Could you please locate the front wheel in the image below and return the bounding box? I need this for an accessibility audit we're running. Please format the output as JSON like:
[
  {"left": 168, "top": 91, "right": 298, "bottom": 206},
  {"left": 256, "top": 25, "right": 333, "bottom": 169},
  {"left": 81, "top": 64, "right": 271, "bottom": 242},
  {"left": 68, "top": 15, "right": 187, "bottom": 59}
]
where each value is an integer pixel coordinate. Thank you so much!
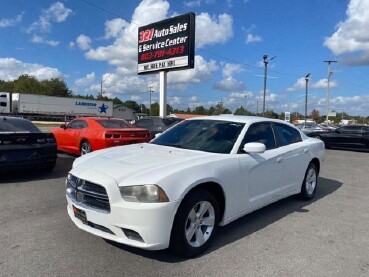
[
  {"left": 170, "top": 189, "right": 220, "bottom": 258},
  {"left": 300, "top": 163, "right": 318, "bottom": 200},
  {"left": 80, "top": 140, "right": 92, "bottom": 155}
]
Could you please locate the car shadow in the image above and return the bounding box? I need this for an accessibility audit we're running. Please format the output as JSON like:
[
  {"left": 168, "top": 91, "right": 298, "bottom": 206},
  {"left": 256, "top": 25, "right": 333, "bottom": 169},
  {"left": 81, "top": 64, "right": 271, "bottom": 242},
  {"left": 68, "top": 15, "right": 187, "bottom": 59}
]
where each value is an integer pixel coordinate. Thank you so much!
[
  {"left": 0, "top": 154, "right": 74, "bottom": 184},
  {"left": 104, "top": 176, "right": 342, "bottom": 262}
]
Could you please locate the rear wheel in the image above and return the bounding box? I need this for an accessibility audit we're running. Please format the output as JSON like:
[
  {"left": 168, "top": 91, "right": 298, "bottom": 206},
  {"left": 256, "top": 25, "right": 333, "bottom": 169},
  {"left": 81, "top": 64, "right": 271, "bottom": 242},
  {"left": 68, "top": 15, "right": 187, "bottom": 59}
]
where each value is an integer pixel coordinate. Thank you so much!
[
  {"left": 80, "top": 140, "right": 92, "bottom": 155},
  {"left": 300, "top": 163, "right": 318, "bottom": 200},
  {"left": 170, "top": 189, "right": 219, "bottom": 258}
]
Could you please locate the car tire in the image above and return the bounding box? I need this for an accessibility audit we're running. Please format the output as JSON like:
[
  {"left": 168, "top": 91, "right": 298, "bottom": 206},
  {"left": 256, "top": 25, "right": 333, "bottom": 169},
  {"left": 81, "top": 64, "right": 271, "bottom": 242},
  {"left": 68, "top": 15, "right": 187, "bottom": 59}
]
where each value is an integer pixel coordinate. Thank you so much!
[
  {"left": 80, "top": 140, "right": 92, "bottom": 155},
  {"left": 169, "top": 188, "right": 220, "bottom": 258},
  {"left": 300, "top": 163, "right": 318, "bottom": 200}
]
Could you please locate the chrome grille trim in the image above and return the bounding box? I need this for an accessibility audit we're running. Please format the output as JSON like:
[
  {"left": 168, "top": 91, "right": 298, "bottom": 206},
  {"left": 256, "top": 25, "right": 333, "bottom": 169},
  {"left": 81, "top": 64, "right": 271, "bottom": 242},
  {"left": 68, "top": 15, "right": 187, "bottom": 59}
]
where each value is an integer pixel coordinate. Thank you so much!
[{"left": 67, "top": 174, "right": 111, "bottom": 213}]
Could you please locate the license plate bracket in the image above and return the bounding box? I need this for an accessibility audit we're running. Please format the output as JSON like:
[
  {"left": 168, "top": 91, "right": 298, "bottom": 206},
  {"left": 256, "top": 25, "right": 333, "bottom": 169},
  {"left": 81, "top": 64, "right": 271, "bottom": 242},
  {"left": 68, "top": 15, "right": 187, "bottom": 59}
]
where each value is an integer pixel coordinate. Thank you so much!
[{"left": 73, "top": 205, "right": 87, "bottom": 224}]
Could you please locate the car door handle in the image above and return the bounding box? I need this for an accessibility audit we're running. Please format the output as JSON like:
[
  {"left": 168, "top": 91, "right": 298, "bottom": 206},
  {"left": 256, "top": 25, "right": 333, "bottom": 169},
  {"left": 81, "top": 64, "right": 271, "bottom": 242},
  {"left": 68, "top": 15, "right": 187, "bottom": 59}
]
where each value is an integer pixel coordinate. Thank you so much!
[
  {"left": 303, "top": 148, "right": 308, "bottom": 153},
  {"left": 277, "top": 157, "right": 284, "bottom": 163}
]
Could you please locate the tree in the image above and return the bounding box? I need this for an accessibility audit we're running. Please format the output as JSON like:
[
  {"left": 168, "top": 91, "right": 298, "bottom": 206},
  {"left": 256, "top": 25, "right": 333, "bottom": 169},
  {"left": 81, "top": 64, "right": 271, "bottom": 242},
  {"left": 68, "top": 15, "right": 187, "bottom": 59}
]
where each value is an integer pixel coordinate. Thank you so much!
[
  {"left": 149, "top": 102, "right": 159, "bottom": 116},
  {"left": 13, "top": 75, "right": 44, "bottom": 94},
  {"left": 0, "top": 80, "right": 15, "bottom": 92},
  {"left": 41, "top": 78, "right": 72, "bottom": 97},
  {"left": 123, "top": 100, "right": 140, "bottom": 112},
  {"left": 193, "top": 105, "right": 207, "bottom": 115},
  {"left": 310, "top": 109, "right": 320, "bottom": 123}
]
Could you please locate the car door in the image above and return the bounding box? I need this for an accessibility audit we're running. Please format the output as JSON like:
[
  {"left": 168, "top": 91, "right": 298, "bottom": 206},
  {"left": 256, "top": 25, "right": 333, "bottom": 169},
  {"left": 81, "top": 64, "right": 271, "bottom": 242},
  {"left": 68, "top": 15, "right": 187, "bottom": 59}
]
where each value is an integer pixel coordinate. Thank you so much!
[
  {"left": 58, "top": 120, "right": 87, "bottom": 153},
  {"left": 329, "top": 126, "right": 362, "bottom": 149},
  {"left": 238, "top": 122, "right": 284, "bottom": 208},
  {"left": 272, "top": 123, "right": 310, "bottom": 193}
]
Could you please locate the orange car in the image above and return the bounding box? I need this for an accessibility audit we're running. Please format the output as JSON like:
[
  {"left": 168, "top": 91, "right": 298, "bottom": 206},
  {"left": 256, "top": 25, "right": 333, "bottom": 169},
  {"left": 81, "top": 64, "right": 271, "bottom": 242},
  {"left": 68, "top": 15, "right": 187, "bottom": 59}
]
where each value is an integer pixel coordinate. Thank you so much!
[{"left": 51, "top": 117, "right": 151, "bottom": 155}]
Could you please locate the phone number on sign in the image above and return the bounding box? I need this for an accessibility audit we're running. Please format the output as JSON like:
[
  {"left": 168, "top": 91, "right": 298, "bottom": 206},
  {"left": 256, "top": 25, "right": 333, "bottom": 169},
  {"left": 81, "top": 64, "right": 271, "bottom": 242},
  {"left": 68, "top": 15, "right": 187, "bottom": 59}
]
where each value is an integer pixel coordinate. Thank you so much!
[{"left": 140, "top": 46, "right": 184, "bottom": 62}]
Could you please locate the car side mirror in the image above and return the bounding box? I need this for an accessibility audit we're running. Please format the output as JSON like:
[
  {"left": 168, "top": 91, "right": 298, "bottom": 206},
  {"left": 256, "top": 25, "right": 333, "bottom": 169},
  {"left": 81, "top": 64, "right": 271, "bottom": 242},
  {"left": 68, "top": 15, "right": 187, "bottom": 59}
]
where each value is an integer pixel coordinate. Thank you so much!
[
  {"left": 60, "top": 124, "right": 67, "bottom": 129},
  {"left": 243, "top": 142, "right": 266, "bottom": 153}
]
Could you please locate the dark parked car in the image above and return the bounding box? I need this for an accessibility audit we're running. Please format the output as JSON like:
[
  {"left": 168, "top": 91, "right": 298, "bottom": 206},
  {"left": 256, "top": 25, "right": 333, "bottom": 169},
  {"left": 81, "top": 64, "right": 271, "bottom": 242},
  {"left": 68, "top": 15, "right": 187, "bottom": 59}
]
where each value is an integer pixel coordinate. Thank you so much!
[
  {"left": 0, "top": 116, "right": 57, "bottom": 173},
  {"left": 134, "top": 116, "right": 183, "bottom": 137},
  {"left": 307, "top": 125, "right": 369, "bottom": 151}
]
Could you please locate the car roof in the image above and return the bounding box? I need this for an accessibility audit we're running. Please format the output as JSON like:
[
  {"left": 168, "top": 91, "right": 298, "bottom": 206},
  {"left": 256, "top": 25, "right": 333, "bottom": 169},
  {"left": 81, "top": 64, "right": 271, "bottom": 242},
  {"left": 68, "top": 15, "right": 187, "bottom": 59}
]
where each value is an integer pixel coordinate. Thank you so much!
[{"left": 186, "top": 115, "right": 295, "bottom": 126}]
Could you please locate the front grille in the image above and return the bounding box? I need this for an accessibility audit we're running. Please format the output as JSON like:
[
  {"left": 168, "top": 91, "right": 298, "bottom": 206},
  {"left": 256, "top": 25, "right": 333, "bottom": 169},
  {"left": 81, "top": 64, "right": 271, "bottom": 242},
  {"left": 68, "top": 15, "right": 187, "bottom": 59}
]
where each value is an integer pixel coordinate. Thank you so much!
[{"left": 67, "top": 174, "right": 110, "bottom": 213}]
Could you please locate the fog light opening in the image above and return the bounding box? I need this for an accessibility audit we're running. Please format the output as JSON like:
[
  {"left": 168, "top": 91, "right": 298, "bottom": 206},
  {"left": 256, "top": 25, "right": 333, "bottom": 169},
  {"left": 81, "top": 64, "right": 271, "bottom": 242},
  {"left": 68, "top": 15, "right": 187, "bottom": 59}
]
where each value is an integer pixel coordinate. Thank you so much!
[{"left": 122, "top": 228, "right": 144, "bottom": 242}]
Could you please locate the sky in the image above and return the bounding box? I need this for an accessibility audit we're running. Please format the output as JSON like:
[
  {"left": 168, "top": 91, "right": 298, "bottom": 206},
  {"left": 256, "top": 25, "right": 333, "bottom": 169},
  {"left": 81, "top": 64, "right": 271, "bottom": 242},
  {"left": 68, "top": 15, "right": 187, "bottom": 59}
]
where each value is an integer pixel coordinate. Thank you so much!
[{"left": 1, "top": 0, "right": 369, "bottom": 117}]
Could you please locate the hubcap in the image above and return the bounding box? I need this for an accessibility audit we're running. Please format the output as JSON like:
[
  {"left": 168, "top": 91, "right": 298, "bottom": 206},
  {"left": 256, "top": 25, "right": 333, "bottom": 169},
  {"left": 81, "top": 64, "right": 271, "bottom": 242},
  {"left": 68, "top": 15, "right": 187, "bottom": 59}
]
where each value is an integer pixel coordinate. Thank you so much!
[
  {"left": 81, "top": 143, "right": 91, "bottom": 155},
  {"left": 185, "top": 201, "right": 215, "bottom": 248},
  {"left": 305, "top": 167, "right": 317, "bottom": 195}
]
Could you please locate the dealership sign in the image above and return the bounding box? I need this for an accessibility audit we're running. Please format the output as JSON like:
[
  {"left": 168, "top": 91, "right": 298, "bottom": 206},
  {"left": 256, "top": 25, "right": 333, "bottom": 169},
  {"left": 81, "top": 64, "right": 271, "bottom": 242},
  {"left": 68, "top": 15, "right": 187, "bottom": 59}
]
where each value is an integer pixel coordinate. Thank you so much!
[{"left": 137, "top": 13, "right": 195, "bottom": 74}]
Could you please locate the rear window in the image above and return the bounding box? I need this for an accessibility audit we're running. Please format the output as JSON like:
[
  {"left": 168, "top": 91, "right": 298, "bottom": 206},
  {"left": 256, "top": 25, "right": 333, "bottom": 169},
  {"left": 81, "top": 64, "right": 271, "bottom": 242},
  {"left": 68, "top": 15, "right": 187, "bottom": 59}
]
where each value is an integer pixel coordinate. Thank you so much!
[
  {"left": 0, "top": 117, "right": 41, "bottom": 133},
  {"left": 96, "top": 119, "right": 132, "bottom": 128}
]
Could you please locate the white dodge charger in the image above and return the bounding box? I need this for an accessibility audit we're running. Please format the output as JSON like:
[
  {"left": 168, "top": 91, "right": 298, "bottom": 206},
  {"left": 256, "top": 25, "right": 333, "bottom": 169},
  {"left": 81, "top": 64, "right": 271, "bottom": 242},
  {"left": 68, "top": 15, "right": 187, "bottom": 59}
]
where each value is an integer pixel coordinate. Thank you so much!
[{"left": 66, "top": 115, "right": 325, "bottom": 257}]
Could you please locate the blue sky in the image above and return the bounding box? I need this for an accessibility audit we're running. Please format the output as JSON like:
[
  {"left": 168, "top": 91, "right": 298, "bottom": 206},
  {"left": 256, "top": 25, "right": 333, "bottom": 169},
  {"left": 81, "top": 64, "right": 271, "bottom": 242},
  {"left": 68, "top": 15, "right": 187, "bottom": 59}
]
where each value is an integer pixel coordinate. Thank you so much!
[{"left": 1, "top": 0, "right": 369, "bottom": 117}]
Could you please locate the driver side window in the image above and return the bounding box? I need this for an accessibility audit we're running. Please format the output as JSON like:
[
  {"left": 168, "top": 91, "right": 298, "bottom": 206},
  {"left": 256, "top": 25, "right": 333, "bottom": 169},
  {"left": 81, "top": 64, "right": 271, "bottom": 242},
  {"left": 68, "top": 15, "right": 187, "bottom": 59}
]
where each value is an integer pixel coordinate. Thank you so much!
[{"left": 239, "top": 122, "right": 276, "bottom": 152}]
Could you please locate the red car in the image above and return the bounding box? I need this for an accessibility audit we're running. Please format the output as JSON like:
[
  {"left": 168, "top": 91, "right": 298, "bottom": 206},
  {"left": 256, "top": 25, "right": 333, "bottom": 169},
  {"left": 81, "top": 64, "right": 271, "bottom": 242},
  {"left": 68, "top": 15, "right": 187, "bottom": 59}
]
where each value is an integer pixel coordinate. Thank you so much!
[{"left": 51, "top": 117, "right": 151, "bottom": 155}]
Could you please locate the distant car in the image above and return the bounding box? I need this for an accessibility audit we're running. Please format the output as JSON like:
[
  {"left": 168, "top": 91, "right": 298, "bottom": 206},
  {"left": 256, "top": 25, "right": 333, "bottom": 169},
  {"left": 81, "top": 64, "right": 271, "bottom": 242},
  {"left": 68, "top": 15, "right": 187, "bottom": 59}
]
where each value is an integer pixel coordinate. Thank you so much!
[
  {"left": 307, "top": 125, "right": 369, "bottom": 151},
  {"left": 0, "top": 116, "right": 57, "bottom": 173},
  {"left": 295, "top": 122, "right": 330, "bottom": 134},
  {"left": 134, "top": 116, "right": 183, "bottom": 136},
  {"left": 66, "top": 115, "right": 324, "bottom": 257},
  {"left": 51, "top": 117, "right": 151, "bottom": 156}
]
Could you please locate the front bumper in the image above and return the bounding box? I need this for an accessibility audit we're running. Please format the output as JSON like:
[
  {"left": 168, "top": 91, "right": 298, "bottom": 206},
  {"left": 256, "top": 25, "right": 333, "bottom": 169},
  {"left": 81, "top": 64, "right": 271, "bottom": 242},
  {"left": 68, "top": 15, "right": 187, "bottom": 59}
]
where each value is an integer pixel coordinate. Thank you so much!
[{"left": 66, "top": 174, "right": 180, "bottom": 250}]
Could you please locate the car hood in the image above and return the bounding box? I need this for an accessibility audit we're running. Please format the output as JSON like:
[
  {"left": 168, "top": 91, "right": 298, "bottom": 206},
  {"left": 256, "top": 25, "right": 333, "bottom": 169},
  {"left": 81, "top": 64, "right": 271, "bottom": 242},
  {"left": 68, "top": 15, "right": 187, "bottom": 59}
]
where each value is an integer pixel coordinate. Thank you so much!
[{"left": 71, "top": 143, "right": 220, "bottom": 186}]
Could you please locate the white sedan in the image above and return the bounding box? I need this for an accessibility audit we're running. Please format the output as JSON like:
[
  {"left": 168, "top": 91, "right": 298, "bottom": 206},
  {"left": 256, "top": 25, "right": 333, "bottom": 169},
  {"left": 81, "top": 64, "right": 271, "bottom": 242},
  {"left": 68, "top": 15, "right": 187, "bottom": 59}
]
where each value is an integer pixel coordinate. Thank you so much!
[{"left": 66, "top": 115, "right": 325, "bottom": 257}]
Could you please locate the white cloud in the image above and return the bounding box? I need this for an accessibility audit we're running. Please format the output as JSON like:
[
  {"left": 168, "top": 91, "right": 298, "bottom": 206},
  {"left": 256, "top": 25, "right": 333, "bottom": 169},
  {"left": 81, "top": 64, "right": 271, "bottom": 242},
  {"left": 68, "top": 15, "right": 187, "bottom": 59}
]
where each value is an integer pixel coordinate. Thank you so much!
[
  {"left": 287, "top": 77, "right": 338, "bottom": 92},
  {"left": 311, "top": 79, "right": 338, "bottom": 89},
  {"left": 85, "top": 0, "right": 169, "bottom": 74},
  {"left": 168, "top": 55, "right": 218, "bottom": 85},
  {"left": 246, "top": 33, "right": 262, "bottom": 44},
  {"left": 104, "top": 18, "right": 128, "bottom": 39},
  {"left": 76, "top": 34, "right": 92, "bottom": 50},
  {"left": 213, "top": 76, "right": 245, "bottom": 92},
  {"left": 84, "top": 0, "right": 230, "bottom": 93},
  {"left": 0, "top": 13, "right": 23, "bottom": 28},
  {"left": 222, "top": 63, "right": 244, "bottom": 77},
  {"left": 31, "top": 34, "right": 59, "bottom": 46},
  {"left": 27, "top": 2, "right": 72, "bottom": 33},
  {"left": 74, "top": 72, "right": 95, "bottom": 88},
  {"left": 196, "top": 13, "right": 233, "bottom": 48},
  {"left": 0, "top": 58, "right": 63, "bottom": 81},
  {"left": 184, "top": 1, "right": 201, "bottom": 8},
  {"left": 324, "top": 0, "right": 369, "bottom": 65}
]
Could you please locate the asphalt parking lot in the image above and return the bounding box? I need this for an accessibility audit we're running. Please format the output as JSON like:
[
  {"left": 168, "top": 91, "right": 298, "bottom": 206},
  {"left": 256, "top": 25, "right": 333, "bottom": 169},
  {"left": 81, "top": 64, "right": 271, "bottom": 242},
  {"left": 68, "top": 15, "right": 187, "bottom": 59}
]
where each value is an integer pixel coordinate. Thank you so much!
[{"left": 0, "top": 149, "right": 368, "bottom": 277}]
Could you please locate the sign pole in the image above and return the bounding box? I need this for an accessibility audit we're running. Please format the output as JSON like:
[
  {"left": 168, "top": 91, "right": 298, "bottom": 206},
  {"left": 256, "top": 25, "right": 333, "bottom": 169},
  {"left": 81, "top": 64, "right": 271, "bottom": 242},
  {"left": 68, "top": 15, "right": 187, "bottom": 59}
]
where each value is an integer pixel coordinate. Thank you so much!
[{"left": 159, "top": 71, "right": 167, "bottom": 117}]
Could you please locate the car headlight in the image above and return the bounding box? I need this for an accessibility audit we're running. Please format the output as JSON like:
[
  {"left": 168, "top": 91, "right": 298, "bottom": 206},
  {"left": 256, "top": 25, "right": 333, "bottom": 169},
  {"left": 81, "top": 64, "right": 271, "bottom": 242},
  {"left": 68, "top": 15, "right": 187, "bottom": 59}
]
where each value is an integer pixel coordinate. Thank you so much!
[{"left": 119, "top": 185, "right": 169, "bottom": 203}]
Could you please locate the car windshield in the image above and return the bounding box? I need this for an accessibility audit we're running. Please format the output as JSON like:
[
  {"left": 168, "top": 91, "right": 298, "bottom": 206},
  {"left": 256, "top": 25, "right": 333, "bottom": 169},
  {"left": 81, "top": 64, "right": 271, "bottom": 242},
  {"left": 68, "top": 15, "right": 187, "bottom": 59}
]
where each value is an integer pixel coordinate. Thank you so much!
[
  {"left": 0, "top": 117, "right": 41, "bottom": 133},
  {"left": 151, "top": 119, "right": 245, "bottom": 154},
  {"left": 96, "top": 119, "right": 132, "bottom": 128}
]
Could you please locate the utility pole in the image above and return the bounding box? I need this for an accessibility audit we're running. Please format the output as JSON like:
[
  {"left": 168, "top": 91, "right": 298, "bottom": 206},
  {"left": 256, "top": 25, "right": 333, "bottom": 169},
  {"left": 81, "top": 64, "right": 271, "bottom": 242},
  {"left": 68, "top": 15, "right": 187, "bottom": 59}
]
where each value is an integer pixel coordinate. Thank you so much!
[
  {"left": 304, "top": 73, "right": 311, "bottom": 124},
  {"left": 256, "top": 99, "right": 259, "bottom": 115},
  {"left": 324, "top": 60, "right": 337, "bottom": 122},
  {"left": 244, "top": 93, "right": 248, "bottom": 115},
  {"left": 147, "top": 86, "right": 154, "bottom": 116},
  {"left": 262, "top": 54, "right": 276, "bottom": 116},
  {"left": 100, "top": 80, "right": 104, "bottom": 98}
]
